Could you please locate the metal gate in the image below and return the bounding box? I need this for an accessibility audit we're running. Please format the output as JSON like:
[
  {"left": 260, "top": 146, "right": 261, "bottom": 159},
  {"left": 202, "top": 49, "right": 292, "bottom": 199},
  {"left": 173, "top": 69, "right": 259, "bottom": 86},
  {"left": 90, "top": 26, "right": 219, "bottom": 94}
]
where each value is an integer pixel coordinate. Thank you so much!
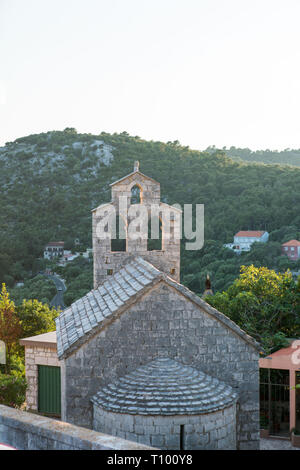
[
  {"left": 260, "top": 369, "right": 290, "bottom": 437},
  {"left": 38, "top": 365, "right": 61, "bottom": 416}
]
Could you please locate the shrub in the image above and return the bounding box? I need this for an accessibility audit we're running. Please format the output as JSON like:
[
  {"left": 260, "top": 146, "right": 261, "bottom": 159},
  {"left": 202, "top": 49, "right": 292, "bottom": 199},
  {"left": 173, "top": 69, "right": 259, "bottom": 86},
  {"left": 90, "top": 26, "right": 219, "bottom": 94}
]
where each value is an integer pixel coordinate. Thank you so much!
[
  {"left": 0, "top": 373, "right": 27, "bottom": 408},
  {"left": 291, "top": 427, "right": 300, "bottom": 436}
]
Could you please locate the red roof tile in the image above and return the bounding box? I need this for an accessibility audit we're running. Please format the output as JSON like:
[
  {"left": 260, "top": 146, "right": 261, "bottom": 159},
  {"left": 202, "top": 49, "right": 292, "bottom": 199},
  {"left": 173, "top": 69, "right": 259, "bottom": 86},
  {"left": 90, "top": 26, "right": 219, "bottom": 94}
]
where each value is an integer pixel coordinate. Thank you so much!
[
  {"left": 282, "top": 239, "right": 300, "bottom": 247},
  {"left": 46, "top": 241, "right": 64, "bottom": 247},
  {"left": 235, "top": 231, "right": 266, "bottom": 238}
]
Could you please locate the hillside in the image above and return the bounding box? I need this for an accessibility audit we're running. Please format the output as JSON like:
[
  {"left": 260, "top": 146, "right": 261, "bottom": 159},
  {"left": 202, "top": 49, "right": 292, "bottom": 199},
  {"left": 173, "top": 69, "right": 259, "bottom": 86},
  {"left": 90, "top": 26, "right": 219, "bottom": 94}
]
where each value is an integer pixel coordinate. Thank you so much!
[
  {"left": 206, "top": 146, "right": 300, "bottom": 167},
  {"left": 1, "top": 129, "right": 300, "bottom": 295}
]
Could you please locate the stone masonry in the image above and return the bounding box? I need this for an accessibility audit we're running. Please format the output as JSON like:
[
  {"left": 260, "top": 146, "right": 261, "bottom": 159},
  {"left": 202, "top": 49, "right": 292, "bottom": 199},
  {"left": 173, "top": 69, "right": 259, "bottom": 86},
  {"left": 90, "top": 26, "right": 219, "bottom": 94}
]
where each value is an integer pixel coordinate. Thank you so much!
[
  {"left": 0, "top": 405, "right": 154, "bottom": 450},
  {"left": 52, "top": 163, "right": 260, "bottom": 450},
  {"left": 91, "top": 357, "right": 238, "bottom": 450},
  {"left": 60, "top": 281, "right": 260, "bottom": 450},
  {"left": 20, "top": 332, "right": 60, "bottom": 411},
  {"left": 93, "top": 406, "right": 237, "bottom": 450},
  {"left": 92, "top": 164, "right": 181, "bottom": 287}
]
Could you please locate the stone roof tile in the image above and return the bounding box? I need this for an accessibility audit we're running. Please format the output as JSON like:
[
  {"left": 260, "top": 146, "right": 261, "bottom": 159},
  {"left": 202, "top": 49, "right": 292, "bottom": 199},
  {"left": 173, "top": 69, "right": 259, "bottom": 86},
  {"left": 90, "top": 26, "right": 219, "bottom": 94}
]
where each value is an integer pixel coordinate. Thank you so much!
[
  {"left": 55, "top": 256, "right": 262, "bottom": 359},
  {"left": 55, "top": 257, "right": 161, "bottom": 357},
  {"left": 91, "top": 358, "right": 238, "bottom": 415}
]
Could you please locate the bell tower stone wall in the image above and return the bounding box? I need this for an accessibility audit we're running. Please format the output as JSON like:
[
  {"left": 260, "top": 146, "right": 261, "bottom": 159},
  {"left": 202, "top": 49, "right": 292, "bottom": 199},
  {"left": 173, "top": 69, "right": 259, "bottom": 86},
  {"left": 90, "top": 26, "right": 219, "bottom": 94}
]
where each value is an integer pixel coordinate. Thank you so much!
[{"left": 92, "top": 163, "right": 181, "bottom": 288}]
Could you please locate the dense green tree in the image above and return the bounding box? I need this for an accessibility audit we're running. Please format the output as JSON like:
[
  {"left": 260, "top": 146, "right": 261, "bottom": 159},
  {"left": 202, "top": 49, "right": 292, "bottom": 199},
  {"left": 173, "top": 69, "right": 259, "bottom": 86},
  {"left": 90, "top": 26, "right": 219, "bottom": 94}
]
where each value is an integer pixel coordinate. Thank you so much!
[
  {"left": 206, "top": 265, "right": 300, "bottom": 353},
  {"left": 1, "top": 129, "right": 300, "bottom": 297},
  {"left": 10, "top": 275, "right": 56, "bottom": 306},
  {"left": 0, "top": 284, "right": 22, "bottom": 373},
  {"left": 16, "top": 299, "right": 58, "bottom": 338}
]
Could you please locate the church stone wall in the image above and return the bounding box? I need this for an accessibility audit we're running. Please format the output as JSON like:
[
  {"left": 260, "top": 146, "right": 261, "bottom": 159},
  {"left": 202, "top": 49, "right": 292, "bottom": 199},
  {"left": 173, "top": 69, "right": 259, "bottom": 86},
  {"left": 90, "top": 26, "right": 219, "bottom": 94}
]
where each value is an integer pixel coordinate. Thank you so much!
[
  {"left": 93, "top": 405, "right": 237, "bottom": 450},
  {"left": 62, "top": 282, "right": 259, "bottom": 450}
]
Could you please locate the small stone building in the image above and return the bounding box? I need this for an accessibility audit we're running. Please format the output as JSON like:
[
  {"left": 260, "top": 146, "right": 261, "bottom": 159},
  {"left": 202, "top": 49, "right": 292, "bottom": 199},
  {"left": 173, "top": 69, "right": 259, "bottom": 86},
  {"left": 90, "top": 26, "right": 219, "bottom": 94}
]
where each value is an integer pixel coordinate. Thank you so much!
[
  {"left": 19, "top": 332, "right": 61, "bottom": 414},
  {"left": 22, "top": 163, "right": 261, "bottom": 450}
]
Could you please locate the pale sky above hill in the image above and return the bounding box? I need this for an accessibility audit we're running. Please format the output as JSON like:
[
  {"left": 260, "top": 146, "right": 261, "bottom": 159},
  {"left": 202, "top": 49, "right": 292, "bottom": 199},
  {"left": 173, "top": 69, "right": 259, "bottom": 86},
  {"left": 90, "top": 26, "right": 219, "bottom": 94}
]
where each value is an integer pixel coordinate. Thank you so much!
[{"left": 1, "top": 0, "right": 300, "bottom": 150}]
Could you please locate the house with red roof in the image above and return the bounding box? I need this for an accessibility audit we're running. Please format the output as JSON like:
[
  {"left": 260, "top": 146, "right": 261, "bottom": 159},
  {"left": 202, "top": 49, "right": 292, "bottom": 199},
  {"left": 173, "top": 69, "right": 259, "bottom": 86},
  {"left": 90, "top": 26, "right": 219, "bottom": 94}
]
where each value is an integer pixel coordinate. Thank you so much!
[
  {"left": 281, "top": 240, "right": 300, "bottom": 261},
  {"left": 224, "top": 230, "right": 269, "bottom": 253}
]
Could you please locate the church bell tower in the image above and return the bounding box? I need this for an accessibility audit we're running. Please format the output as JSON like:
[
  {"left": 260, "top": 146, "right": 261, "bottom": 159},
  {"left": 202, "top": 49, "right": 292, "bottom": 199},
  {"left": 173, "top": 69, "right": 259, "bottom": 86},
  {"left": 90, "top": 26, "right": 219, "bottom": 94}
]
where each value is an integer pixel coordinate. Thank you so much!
[{"left": 92, "top": 162, "right": 181, "bottom": 288}]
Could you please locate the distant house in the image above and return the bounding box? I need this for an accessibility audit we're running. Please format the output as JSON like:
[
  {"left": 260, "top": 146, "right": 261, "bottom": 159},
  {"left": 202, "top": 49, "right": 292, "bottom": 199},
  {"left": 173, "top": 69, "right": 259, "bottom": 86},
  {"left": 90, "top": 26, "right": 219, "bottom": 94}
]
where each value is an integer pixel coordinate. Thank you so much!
[
  {"left": 44, "top": 241, "right": 64, "bottom": 260},
  {"left": 58, "top": 250, "right": 80, "bottom": 266},
  {"left": 15, "top": 281, "right": 24, "bottom": 288},
  {"left": 224, "top": 231, "right": 269, "bottom": 254},
  {"left": 281, "top": 240, "right": 300, "bottom": 261},
  {"left": 81, "top": 248, "right": 93, "bottom": 259}
]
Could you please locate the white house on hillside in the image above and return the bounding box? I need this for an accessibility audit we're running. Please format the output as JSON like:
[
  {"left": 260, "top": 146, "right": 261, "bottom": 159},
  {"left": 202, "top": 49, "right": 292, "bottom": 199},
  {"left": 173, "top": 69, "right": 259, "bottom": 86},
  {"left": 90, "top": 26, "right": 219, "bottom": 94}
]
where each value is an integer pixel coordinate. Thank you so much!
[
  {"left": 43, "top": 241, "right": 64, "bottom": 260},
  {"left": 224, "top": 231, "right": 269, "bottom": 254}
]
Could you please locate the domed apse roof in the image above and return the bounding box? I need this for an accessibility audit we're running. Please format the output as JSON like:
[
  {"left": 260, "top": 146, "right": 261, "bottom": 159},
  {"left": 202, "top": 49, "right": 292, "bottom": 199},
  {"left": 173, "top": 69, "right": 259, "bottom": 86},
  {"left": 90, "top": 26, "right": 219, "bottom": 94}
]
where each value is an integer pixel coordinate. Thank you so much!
[{"left": 91, "top": 358, "right": 238, "bottom": 415}]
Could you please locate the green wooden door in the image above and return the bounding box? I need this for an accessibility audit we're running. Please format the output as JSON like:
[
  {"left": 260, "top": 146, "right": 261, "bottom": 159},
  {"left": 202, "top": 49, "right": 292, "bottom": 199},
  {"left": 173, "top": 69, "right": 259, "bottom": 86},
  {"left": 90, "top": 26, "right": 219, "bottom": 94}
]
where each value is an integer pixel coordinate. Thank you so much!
[{"left": 38, "top": 365, "right": 61, "bottom": 416}]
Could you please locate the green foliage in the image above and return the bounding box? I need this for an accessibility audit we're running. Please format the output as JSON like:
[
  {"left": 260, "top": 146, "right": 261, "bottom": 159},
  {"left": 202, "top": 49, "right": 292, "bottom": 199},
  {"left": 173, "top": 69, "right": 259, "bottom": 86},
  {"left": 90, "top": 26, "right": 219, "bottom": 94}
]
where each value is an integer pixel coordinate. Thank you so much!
[
  {"left": 0, "top": 373, "right": 27, "bottom": 408},
  {"left": 8, "top": 353, "right": 26, "bottom": 377},
  {"left": 16, "top": 299, "right": 59, "bottom": 338},
  {"left": 260, "top": 414, "right": 269, "bottom": 428},
  {"left": 291, "top": 427, "right": 300, "bottom": 436},
  {"left": 182, "top": 233, "right": 300, "bottom": 295},
  {"left": 0, "top": 284, "right": 22, "bottom": 374},
  {"left": 57, "top": 257, "right": 92, "bottom": 306},
  {"left": 212, "top": 146, "right": 300, "bottom": 167},
  {"left": 1, "top": 129, "right": 300, "bottom": 299},
  {"left": 206, "top": 265, "right": 300, "bottom": 353},
  {"left": 10, "top": 275, "right": 57, "bottom": 305}
]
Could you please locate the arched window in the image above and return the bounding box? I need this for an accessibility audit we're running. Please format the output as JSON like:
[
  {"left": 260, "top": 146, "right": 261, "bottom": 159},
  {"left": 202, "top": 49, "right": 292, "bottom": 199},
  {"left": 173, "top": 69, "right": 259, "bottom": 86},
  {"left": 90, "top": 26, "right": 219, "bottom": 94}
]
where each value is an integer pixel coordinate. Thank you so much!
[
  {"left": 131, "top": 185, "right": 142, "bottom": 204},
  {"left": 147, "top": 215, "right": 162, "bottom": 251},
  {"left": 111, "top": 215, "right": 126, "bottom": 252}
]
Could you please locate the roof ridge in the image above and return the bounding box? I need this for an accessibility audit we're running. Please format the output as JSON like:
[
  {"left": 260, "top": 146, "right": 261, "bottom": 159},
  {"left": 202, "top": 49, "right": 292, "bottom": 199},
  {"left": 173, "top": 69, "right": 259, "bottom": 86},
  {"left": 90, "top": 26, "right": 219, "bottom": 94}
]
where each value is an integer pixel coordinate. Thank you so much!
[
  {"left": 109, "top": 170, "right": 159, "bottom": 187},
  {"left": 134, "top": 257, "right": 162, "bottom": 276},
  {"left": 122, "top": 264, "right": 148, "bottom": 291},
  {"left": 133, "top": 262, "right": 156, "bottom": 281},
  {"left": 162, "top": 275, "right": 262, "bottom": 353}
]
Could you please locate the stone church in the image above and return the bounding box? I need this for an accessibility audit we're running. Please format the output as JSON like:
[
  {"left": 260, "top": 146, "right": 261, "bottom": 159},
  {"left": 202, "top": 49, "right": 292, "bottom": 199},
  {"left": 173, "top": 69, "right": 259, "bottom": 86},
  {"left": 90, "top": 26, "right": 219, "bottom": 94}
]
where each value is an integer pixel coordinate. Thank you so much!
[{"left": 21, "top": 163, "right": 261, "bottom": 450}]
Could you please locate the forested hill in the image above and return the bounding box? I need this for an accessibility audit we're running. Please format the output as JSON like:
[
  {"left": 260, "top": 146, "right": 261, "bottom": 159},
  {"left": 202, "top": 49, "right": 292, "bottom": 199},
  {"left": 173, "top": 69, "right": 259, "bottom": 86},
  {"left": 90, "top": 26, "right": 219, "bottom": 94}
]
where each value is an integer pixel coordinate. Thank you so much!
[
  {"left": 206, "top": 146, "right": 300, "bottom": 167},
  {"left": 1, "top": 128, "right": 300, "bottom": 293}
]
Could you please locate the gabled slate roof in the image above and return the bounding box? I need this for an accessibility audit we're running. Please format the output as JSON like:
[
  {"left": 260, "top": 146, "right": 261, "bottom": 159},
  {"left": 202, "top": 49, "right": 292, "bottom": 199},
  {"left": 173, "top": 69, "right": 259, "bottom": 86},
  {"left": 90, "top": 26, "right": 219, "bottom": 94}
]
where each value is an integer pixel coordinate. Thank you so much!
[
  {"left": 91, "top": 357, "right": 238, "bottom": 415},
  {"left": 56, "top": 257, "right": 161, "bottom": 358},
  {"left": 56, "top": 257, "right": 261, "bottom": 359}
]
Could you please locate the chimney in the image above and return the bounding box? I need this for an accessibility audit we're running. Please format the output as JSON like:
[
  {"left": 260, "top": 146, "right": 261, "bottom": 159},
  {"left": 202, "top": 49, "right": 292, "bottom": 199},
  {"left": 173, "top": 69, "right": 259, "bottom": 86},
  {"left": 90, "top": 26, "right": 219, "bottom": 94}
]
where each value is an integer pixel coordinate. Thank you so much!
[
  {"left": 134, "top": 161, "right": 139, "bottom": 172},
  {"left": 203, "top": 274, "right": 213, "bottom": 298}
]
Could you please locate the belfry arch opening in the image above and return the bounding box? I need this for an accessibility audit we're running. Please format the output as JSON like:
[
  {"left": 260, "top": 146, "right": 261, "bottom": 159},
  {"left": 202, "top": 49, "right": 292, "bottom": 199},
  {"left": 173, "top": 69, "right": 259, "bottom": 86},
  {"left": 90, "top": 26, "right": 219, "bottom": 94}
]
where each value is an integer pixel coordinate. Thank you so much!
[
  {"left": 111, "top": 215, "right": 127, "bottom": 252},
  {"left": 131, "top": 184, "right": 142, "bottom": 204},
  {"left": 147, "top": 214, "right": 162, "bottom": 251}
]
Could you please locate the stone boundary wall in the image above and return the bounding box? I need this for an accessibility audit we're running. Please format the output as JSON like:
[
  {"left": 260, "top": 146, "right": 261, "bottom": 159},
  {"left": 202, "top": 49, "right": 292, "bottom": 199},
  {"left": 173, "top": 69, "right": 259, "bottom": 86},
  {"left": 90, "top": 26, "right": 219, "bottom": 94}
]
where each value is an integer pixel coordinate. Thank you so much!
[
  {"left": 0, "top": 405, "right": 154, "bottom": 450},
  {"left": 93, "top": 405, "right": 237, "bottom": 450}
]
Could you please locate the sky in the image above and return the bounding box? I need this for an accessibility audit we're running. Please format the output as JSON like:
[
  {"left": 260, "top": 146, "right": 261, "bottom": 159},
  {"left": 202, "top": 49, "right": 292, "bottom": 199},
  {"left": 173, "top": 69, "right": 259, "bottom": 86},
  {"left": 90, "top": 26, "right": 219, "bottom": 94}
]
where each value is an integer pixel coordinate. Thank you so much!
[{"left": 1, "top": 0, "right": 300, "bottom": 150}]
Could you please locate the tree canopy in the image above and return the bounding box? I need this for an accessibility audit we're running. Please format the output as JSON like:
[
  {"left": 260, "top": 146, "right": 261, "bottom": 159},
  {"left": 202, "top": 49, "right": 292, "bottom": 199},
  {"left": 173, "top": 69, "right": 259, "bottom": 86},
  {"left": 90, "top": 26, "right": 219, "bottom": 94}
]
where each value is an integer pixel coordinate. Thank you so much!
[{"left": 206, "top": 265, "right": 300, "bottom": 353}]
